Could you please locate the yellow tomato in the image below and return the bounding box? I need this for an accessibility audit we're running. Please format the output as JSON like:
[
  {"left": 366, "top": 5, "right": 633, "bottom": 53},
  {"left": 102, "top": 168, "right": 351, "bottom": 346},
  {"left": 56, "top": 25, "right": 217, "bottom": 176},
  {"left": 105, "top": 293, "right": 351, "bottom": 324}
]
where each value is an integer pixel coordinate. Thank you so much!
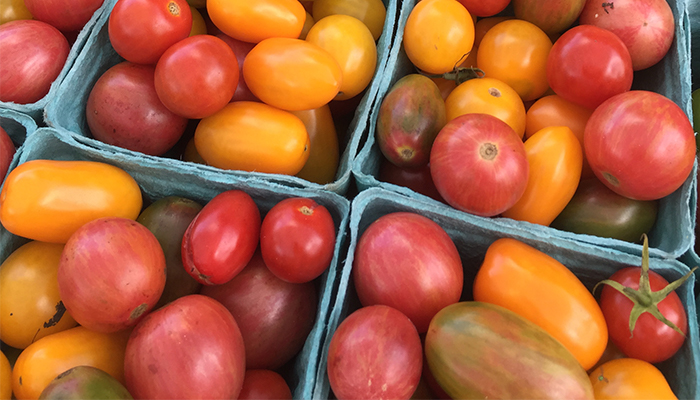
[
  {"left": 589, "top": 358, "right": 677, "bottom": 399},
  {"left": 403, "top": 0, "right": 475, "bottom": 74},
  {"left": 311, "top": 0, "right": 386, "bottom": 41},
  {"left": 206, "top": 0, "right": 305, "bottom": 43},
  {"left": 195, "top": 101, "right": 310, "bottom": 175},
  {"left": 182, "top": 137, "right": 206, "bottom": 164},
  {"left": 243, "top": 37, "right": 342, "bottom": 111},
  {"left": 188, "top": 6, "right": 206, "bottom": 36},
  {"left": 298, "top": 11, "right": 314, "bottom": 40},
  {"left": 0, "top": 241, "right": 78, "bottom": 349},
  {"left": 290, "top": 105, "right": 339, "bottom": 184},
  {"left": 12, "top": 326, "right": 130, "bottom": 400},
  {"left": 445, "top": 77, "right": 526, "bottom": 138},
  {"left": 0, "top": 351, "right": 10, "bottom": 400},
  {"left": 0, "top": 0, "right": 32, "bottom": 25},
  {"left": 0, "top": 160, "right": 143, "bottom": 244},
  {"left": 305, "top": 14, "right": 377, "bottom": 100},
  {"left": 501, "top": 126, "right": 582, "bottom": 226},
  {"left": 477, "top": 19, "right": 552, "bottom": 101}
]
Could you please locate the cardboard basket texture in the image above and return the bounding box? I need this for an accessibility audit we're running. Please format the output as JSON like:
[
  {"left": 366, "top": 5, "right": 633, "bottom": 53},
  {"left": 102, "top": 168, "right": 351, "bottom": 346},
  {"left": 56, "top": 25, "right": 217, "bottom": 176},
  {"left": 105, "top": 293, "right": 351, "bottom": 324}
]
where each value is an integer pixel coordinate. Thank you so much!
[
  {"left": 352, "top": 0, "right": 697, "bottom": 260},
  {"left": 43, "top": 0, "right": 398, "bottom": 196},
  {"left": 690, "top": 0, "right": 699, "bottom": 91},
  {"left": 0, "top": 108, "right": 36, "bottom": 186},
  {"left": 314, "top": 187, "right": 700, "bottom": 400},
  {"left": 0, "top": 127, "right": 352, "bottom": 399},
  {"left": 0, "top": 0, "right": 110, "bottom": 124}
]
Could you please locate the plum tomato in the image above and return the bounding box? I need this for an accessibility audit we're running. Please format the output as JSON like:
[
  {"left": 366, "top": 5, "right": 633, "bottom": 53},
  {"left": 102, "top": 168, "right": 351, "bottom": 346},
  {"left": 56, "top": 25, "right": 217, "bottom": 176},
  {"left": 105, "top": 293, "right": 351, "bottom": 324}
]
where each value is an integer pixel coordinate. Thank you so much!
[
  {"left": 206, "top": 0, "right": 305, "bottom": 44},
  {"left": 311, "top": 0, "right": 386, "bottom": 41}
]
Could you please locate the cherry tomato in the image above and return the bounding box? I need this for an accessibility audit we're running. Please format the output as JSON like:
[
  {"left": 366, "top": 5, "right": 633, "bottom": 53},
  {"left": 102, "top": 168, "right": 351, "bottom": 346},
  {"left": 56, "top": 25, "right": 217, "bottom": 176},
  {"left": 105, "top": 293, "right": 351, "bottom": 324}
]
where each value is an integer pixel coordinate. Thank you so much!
[
  {"left": 299, "top": 10, "right": 314, "bottom": 40},
  {"left": 206, "top": 0, "right": 305, "bottom": 43},
  {"left": 589, "top": 358, "right": 677, "bottom": 399},
  {"left": 290, "top": 105, "right": 339, "bottom": 185},
  {"left": 456, "top": 0, "right": 509, "bottom": 17},
  {"left": 24, "top": 0, "right": 103, "bottom": 32},
  {"left": 0, "top": 0, "right": 33, "bottom": 25},
  {"left": 0, "top": 352, "right": 9, "bottom": 400},
  {"left": 473, "top": 16, "right": 514, "bottom": 48},
  {"left": 188, "top": 5, "right": 206, "bottom": 36},
  {"left": 403, "top": 0, "right": 475, "bottom": 74},
  {"left": 215, "top": 33, "right": 258, "bottom": 103},
  {"left": 311, "top": 0, "right": 386, "bottom": 41},
  {"left": 260, "top": 197, "right": 336, "bottom": 283},
  {"left": 477, "top": 19, "right": 552, "bottom": 102}
]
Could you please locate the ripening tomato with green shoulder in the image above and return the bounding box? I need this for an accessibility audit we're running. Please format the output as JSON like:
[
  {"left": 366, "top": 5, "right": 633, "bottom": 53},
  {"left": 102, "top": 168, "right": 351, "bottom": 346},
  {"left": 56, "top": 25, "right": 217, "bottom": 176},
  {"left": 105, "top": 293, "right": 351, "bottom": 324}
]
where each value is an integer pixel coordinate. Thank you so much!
[
  {"left": 589, "top": 358, "right": 677, "bottom": 399},
  {"left": 0, "top": 160, "right": 143, "bottom": 244},
  {"left": 311, "top": 0, "right": 387, "bottom": 41},
  {"left": 290, "top": 105, "right": 339, "bottom": 185},
  {"left": 473, "top": 237, "right": 608, "bottom": 371},
  {"left": 206, "top": 0, "right": 305, "bottom": 43}
]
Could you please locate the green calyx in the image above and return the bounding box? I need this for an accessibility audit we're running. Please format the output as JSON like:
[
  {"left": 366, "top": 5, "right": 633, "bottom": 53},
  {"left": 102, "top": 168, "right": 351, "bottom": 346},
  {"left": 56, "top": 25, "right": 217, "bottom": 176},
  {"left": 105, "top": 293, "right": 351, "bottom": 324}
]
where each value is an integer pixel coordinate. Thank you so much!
[
  {"left": 593, "top": 234, "right": 698, "bottom": 338},
  {"left": 419, "top": 52, "right": 485, "bottom": 86}
]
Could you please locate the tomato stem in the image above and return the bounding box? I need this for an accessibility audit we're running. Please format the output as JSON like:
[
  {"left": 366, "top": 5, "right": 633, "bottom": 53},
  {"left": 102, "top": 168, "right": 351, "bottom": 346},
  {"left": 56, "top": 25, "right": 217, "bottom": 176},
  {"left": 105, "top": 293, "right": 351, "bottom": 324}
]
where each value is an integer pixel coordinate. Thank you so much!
[{"left": 420, "top": 66, "right": 485, "bottom": 86}]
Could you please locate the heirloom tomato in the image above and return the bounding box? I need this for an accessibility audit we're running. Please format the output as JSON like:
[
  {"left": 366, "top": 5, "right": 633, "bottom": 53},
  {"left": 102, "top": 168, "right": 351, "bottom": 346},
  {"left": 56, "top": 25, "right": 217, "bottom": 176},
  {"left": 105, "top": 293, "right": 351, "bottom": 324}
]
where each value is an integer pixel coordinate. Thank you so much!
[
  {"left": 0, "top": 126, "right": 15, "bottom": 182},
  {"left": 589, "top": 358, "right": 677, "bottom": 399},
  {"left": 311, "top": 0, "right": 386, "bottom": 41},
  {"left": 38, "top": 365, "right": 133, "bottom": 400},
  {"left": 24, "top": 0, "right": 103, "bottom": 32},
  {"left": 206, "top": 0, "right": 305, "bottom": 44},
  {"left": 238, "top": 370, "right": 292, "bottom": 400},
  {"left": 290, "top": 105, "right": 339, "bottom": 185},
  {"left": 0, "top": 0, "right": 32, "bottom": 25}
]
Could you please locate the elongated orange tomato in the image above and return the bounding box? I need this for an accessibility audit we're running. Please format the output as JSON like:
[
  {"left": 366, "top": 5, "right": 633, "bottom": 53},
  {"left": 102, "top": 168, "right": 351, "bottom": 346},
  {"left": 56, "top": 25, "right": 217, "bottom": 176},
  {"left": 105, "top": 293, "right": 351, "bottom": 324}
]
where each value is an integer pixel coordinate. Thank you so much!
[
  {"left": 243, "top": 37, "right": 342, "bottom": 111},
  {"left": 311, "top": 0, "right": 387, "bottom": 41},
  {"left": 501, "top": 126, "right": 582, "bottom": 226},
  {"left": 473, "top": 237, "right": 608, "bottom": 371},
  {"left": 0, "top": 160, "right": 143, "bottom": 243},
  {"left": 589, "top": 358, "right": 677, "bottom": 399},
  {"left": 290, "top": 105, "right": 339, "bottom": 184},
  {"left": 195, "top": 101, "right": 310, "bottom": 175},
  {"left": 12, "top": 326, "right": 131, "bottom": 400},
  {"left": 206, "top": 0, "right": 305, "bottom": 43}
]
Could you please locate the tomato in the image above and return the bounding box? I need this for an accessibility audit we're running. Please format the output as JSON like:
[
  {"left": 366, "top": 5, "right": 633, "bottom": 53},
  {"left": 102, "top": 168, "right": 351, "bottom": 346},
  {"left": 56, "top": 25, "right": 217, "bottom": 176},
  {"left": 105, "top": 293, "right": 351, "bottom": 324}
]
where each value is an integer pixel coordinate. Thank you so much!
[
  {"left": 473, "top": 238, "right": 608, "bottom": 370},
  {"left": 547, "top": 25, "right": 633, "bottom": 110},
  {"left": 0, "top": 20, "right": 69, "bottom": 104},
  {"left": 589, "top": 358, "right": 677, "bottom": 399},
  {"left": 473, "top": 16, "right": 514, "bottom": 48},
  {"left": 154, "top": 34, "right": 239, "bottom": 119},
  {"left": 305, "top": 14, "right": 377, "bottom": 101},
  {"left": 182, "top": 137, "right": 205, "bottom": 164},
  {"left": 194, "top": 101, "right": 310, "bottom": 175},
  {"left": 39, "top": 365, "right": 132, "bottom": 400},
  {"left": 0, "top": 160, "right": 143, "bottom": 244},
  {"left": 455, "top": 0, "right": 509, "bottom": 17},
  {"left": 0, "top": 241, "right": 77, "bottom": 349},
  {"left": 12, "top": 326, "right": 130, "bottom": 400},
  {"left": 501, "top": 126, "right": 582, "bottom": 226},
  {"left": 584, "top": 90, "right": 695, "bottom": 201},
  {"left": 0, "top": 126, "right": 16, "bottom": 183},
  {"left": 298, "top": 11, "right": 313, "bottom": 40},
  {"left": 512, "top": 0, "right": 585, "bottom": 36},
  {"left": 215, "top": 33, "right": 258, "bottom": 102},
  {"left": 0, "top": 0, "right": 32, "bottom": 25},
  {"left": 445, "top": 77, "right": 526, "bottom": 138},
  {"left": 188, "top": 5, "right": 206, "bottom": 36},
  {"left": 0, "top": 351, "right": 10, "bottom": 400},
  {"left": 24, "top": 0, "right": 103, "bottom": 32},
  {"left": 403, "top": 0, "right": 475, "bottom": 74},
  {"left": 378, "top": 159, "right": 445, "bottom": 203},
  {"left": 311, "top": 0, "right": 386, "bottom": 41},
  {"left": 238, "top": 370, "right": 292, "bottom": 400},
  {"left": 108, "top": 0, "right": 192, "bottom": 65},
  {"left": 206, "top": 0, "right": 304, "bottom": 43},
  {"left": 243, "top": 37, "right": 342, "bottom": 111},
  {"left": 477, "top": 19, "right": 552, "bottom": 102},
  {"left": 290, "top": 105, "right": 339, "bottom": 185}
]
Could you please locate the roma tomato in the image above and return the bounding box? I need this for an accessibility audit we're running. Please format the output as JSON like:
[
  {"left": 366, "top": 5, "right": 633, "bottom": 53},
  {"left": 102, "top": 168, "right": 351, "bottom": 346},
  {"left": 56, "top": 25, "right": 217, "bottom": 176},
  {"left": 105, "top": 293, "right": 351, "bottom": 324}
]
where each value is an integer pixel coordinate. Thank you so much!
[
  {"left": 476, "top": 19, "right": 552, "bottom": 101},
  {"left": 154, "top": 35, "right": 239, "bottom": 119},
  {"left": 547, "top": 25, "right": 633, "bottom": 110},
  {"left": 206, "top": 0, "right": 305, "bottom": 44},
  {"left": 473, "top": 238, "right": 608, "bottom": 370},
  {"left": 290, "top": 105, "right": 339, "bottom": 185},
  {"left": 24, "top": 0, "right": 103, "bottom": 32},
  {"left": 584, "top": 90, "right": 695, "bottom": 201},
  {"left": 238, "top": 370, "right": 292, "bottom": 400},
  {"left": 0, "top": 160, "right": 143, "bottom": 244},
  {"left": 0, "top": 0, "right": 32, "bottom": 25},
  {"left": 501, "top": 126, "right": 582, "bottom": 226},
  {"left": 0, "top": 241, "right": 77, "bottom": 349},
  {"left": 589, "top": 358, "right": 677, "bottom": 399},
  {"left": 12, "top": 326, "right": 130, "bottom": 400},
  {"left": 403, "top": 0, "right": 475, "bottom": 74},
  {"left": 311, "top": 0, "right": 386, "bottom": 41},
  {"left": 243, "top": 37, "right": 342, "bottom": 111},
  {"left": 194, "top": 101, "right": 310, "bottom": 175}
]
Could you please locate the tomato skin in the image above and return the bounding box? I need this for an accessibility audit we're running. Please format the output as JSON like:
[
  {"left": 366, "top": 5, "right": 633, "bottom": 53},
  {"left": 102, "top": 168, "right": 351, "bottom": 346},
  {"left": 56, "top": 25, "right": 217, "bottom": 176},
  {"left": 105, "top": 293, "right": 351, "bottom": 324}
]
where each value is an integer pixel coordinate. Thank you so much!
[
  {"left": 501, "top": 126, "right": 582, "bottom": 226},
  {"left": 207, "top": 0, "right": 304, "bottom": 44},
  {"left": 456, "top": 0, "right": 509, "bottom": 17},
  {"left": 473, "top": 238, "right": 608, "bottom": 370},
  {"left": 311, "top": 0, "right": 386, "bottom": 41},
  {"left": 0, "top": 0, "right": 33, "bottom": 25},
  {"left": 215, "top": 33, "right": 258, "bottom": 103},
  {"left": 290, "top": 105, "right": 339, "bottom": 185},
  {"left": 0, "top": 352, "right": 10, "bottom": 400},
  {"left": 588, "top": 358, "right": 677, "bottom": 399},
  {"left": 238, "top": 370, "right": 292, "bottom": 400},
  {"left": 24, "top": 0, "right": 103, "bottom": 32},
  {"left": 0, "top": 127, "right": 15, "bottom": 182},
  {"left": 194, "top": 101, "right": 310, "bottom": 175},
  {"left": 0, "top": 160, "right": 143, "bottom": 244},
  {"left": 0, "top": 241, "right": 77, "bottom": 349}
]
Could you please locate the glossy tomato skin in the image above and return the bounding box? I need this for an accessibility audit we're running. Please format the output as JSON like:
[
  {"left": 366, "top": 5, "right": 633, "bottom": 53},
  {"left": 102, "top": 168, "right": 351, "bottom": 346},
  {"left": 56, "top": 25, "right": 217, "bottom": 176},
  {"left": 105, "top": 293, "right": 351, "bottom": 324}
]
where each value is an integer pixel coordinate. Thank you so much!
[
  {"left": 238, "top": 370, "right": 292, "bottom": 400},
  {"left": 0, "top": 126, "right": 15, "bottom": 182},
  {"left": 154, "top": 35, "right": 239, "bottom": 119},
  {"left": 215, "top": 33, "right": 258, "bottom": 102},
  {"left": 311, "top": 0, "right": 386, "bottom": 41},
  {"left": 512, "top": 0, "right": 585, "bottom": 36},
  {"left": 584, "top": 90, "right": 695, "bottom": 201},
  {"left": 0, "top": 352, "right": 10, "bottom": 400},
  {"left": 260, "top": 197, "right": 336, "bottom": 283},
  {"left": 207, "top": 0, "right": 305, "bottom": 44},
  {"left": 0, "top": 20, "right": 69, "bottom": 104},
  {"left": 181, "top": 190, "right": 261, "bottom": 285},
  {"left": 108, "top": 0, "right": 191, "bottom": 65},
  {"left": 599, "top": 267, "right": 688, "bottom": 363},
  {"left": 327, "top": 305, "right": 423, "bottom": 400},
  {"left": 456, "top": 0, "right": 509, "bottom": 17},
  {"left": 588, "top": 358, "right": 677, "bottom": 399},
  {"left": 473, "top": 238, "right": 608, "bottom": 370},
  {"left": 547, "top": 25, "right": 633, "bottom": 110},
  {"left": 290, "top": 105, "right": 339, "bottom": 184},
  {"left": 0, "top": 0, "right": 33, "bottom": 25},
  {"left": 24, "top": 0, "right": 103, "bottom": 32}
]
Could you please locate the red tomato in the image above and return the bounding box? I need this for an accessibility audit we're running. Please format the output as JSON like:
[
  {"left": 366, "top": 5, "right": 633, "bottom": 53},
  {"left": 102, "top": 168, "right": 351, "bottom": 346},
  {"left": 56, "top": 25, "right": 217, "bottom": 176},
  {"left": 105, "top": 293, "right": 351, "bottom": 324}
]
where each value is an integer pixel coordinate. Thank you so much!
[
  {"left": 108, "top": 0, "right": 192, "bottom": 65},
  {"left": 455, "top": 0, "right": 509, "bottom": 17},
  {"left": 206, "top": 0, "right": 305, "bottom": 44},
  {"left": 259, "top": 197, "right": 336, "bottom": 283},
  {"left": 24, "top": 0, "right": 103, "bottom": 32},
  {"left": 216, "top": 33, "right": 258, "bottom": 102},
  {"left": 154, "top": 34, "right": 239, "bottom": 119},
  {"left": 238, "top": 370, "right": 292, "bottom": 400},
  {"left": 0, "top": 126, "right": 15, "bottom": 182},
  {"left": 547, "top": 24, "right": 633, "bottom": 110},
  {"left": 378, "top": 158, "right": 445, "bottom": 204}
]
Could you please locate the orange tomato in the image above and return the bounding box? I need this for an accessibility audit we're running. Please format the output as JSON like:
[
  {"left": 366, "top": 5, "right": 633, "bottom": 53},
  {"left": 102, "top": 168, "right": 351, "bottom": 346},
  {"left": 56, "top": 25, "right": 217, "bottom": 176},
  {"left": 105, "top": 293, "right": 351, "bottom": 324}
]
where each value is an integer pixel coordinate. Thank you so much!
[
  {"left": 403, "top": 0, "right": 475, "bottom": 74},
  {"left": 477, "top": 19, "right": 552, "bottom": 101},
  {"left": 429, "top": 52, "right": 479, "bottom": 100},
  {"left": 0, "top": 160, "right": 143, "bottom": 244},
  {"left": 501, "top": 126, "right": 582, "bottom": 226},
  {"left": 194, "top": 101, "right": 310, "bottom": 175},
  {"left": 311, "top": 0, "right": 386, "bottom": 41},
  {"left": 0, "top": 0, "right": 32, "bottom": 25},
  {"left": 243, "top": 37, "right": 342, "bottom": 111},
  {"left": 445, "top": 77, "right": 526, "bottom": 138},
  {"left": 188, "top": 5, "right": 206, "bottom": 36},
  {"left": 206, "top": 0, "right": 305, "bottom": 43},
  {"left": 290, "top": 105, "right": 339, "bottom": 184},
  {"left": 305, "top": 14, "right": 377, "bottom": 101},
  {"left": 182, "top": 137, "right": 206, "bottom": 164},
  {"left": 588, "top": 339, "right": 627, "bottom": 374},
  {"left": 589, "top": 358, "right": 677, "bottom": 399},
  {"left": 298, "top": 11, "right": 314, "bottom": 40},
  {"left": 0, "top": 351, "right": 10, "bottom": 400},
  {"left": 473, "top": 237, "right": 608, "bottom": 370},
  {"left": 12, "top": 326, "right": 131, "bottom": 400},
  {"left": 473, "top": 16, "right": 513, "bottom": 48},
  {"left": 0, "top": 241, "right": 77, "bottom": 349}
]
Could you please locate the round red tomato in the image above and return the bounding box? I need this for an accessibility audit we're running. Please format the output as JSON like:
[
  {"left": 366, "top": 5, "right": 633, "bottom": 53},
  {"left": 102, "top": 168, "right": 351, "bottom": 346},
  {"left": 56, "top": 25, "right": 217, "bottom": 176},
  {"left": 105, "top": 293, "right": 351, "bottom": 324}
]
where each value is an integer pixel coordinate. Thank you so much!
[
  {"left": 456, "top": 0, "right": 509, "bottom": 17},
  {"left": 547, "top": 24, "right": 633, "bottom": 110},
  {"left": 238, "top": 370, "right": 292, "bottom": 400},
  {"left": 216, "top": 33, "right": 258, "bottom": 102},
  {"left": 0, "top": 126, "right": 15, "bottom": 182},
  {"left": 108, "top": 0, "right": 191, "bottom": 65},
  {"left": 260, "top": 197, "right": 336, "bottom": 284},
  {"left": 24, "top": 0, "right": 104, "bottom": 32},
  {"left": 154, "top": 34, "right": 239, "bottom": 119}
]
